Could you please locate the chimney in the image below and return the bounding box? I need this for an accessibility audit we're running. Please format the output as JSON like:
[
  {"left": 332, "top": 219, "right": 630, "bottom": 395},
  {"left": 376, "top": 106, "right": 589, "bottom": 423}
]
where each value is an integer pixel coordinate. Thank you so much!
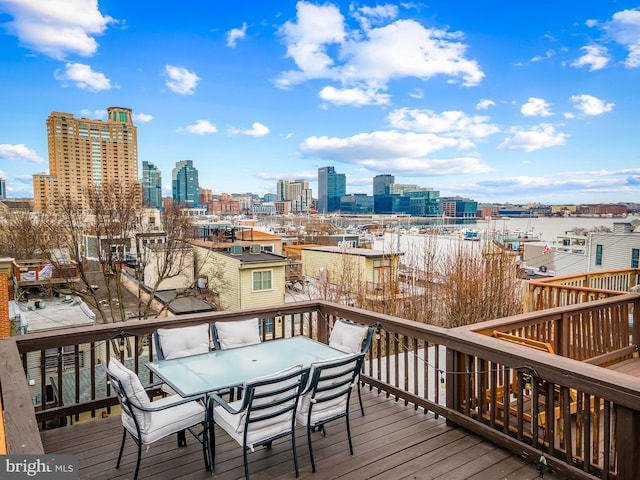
[{"left": 0, "top": 273, "right": 10, "bottom": 337}]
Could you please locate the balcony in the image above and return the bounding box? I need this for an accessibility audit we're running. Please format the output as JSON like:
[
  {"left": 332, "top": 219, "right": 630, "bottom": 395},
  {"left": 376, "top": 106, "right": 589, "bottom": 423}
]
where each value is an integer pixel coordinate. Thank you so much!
[{"left": 2, "top": 275, "right": 640, "bottom": 479}]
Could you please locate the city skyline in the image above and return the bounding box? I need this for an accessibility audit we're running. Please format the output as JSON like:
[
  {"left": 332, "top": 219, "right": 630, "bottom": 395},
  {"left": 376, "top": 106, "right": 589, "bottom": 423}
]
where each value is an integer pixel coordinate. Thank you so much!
[{"left": 1, "top": 1, "right": 640, "bottom": 204}]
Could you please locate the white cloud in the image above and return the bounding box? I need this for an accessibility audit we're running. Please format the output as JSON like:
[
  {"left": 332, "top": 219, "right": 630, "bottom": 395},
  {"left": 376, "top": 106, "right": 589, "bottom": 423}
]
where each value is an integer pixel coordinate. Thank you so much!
[
  {"left": 498, "top": 124, "right": 568, "bottom": 152},
  {"left": 0, "top": 144, "right": 44, "bottom": 163},
  {"left": 276, "top": 2, "right": 483, "bottom": 93},
  {"left": 54, "top": 62, "right": 111, "bottom": 91},
  {"left": 79, "top": 108, "right": 106, "bottom": 119},
  {"left": 476, "top": 99, "right": 495, "bottom": 110},
  {"left": 185, "top": 120, "right": 218, "bottom": 134},
  {"left": 0, "top": 0, "right": 115, "bottom": 59},
  {"left": 571, "top": 45, "right": 610, "bottom": 71},
  {"left": 165, "top": 65, "right": 200, "bottom": 94},
  {"left": 520, "top": 97, "right": 552, "bottom": 117},
  {"left": 475, "top": 168, "right": 640, "bottom": 198},
  {"left": 387, "top": 108, "right": 499, "bottom": 139},
  {"left": 319, "top": 85, "right": 390, "bottom": 106},
  {"left": 299, "top": 130, "right": 493, "bottom": 176},
  {"left": 409, "top": 88, "right": 424, "bottom": 99},
  {"left": 605, "top": 8, "right": 640, "bottom": 67},
  {"left": 239, "top": 122, "right": 270, "bottom": 137},
  {"left": 226, "top": 22, "right": 247, "bottom": 48},
  {"left": 352, "top": 4, "right": 398, "bottom": 31},
  {"left": 530, "top": 50, "right": 554, "bottom": 62},
  {"left": 570, "top": 94, "right": 614, "bottom": 116},
  {"left": 133, "top": 112, "right": 153, "bottom": 123}
]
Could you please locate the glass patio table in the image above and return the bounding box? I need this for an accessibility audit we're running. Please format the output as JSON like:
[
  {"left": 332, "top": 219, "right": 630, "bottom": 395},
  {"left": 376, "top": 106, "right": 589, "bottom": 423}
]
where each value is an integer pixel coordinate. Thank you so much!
[{"left": 146, "top": 336, "right": 346, "bottom": 397}]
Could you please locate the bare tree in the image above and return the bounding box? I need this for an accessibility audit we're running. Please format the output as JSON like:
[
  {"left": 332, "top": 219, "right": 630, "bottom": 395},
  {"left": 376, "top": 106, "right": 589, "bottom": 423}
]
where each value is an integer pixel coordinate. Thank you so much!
[{"left": 0, "top": 207, "right": 50, "bottom": 259}]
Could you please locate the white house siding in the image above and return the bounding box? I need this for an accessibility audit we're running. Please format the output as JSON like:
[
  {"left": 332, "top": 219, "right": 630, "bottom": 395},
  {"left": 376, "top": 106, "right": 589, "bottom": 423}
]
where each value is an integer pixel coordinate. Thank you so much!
[
  {"left": 143, "top": 245, "right": 194, "bottom": 292},
  {"left": 589, "top": 233, "right": 640, "bottom": 272},
  {"left": 195, "top": 248, "right": 240, "bottom": 310}
]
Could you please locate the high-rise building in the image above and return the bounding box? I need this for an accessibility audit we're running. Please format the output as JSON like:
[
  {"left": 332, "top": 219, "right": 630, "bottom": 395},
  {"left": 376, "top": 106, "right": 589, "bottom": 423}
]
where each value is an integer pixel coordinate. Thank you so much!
[
  {"left": 0, "top": 178, "right": 6, "bottom": 200},
  {"left": 276, "top": 179, "right": 312, "bottom": 213},
  {"left": 172, "top": 160, "right": 199, "bottom": 207},
  {"left": 141, "top": 161, "right": 162, "bottom": 210},
  {"left": 373, "top": 174, "right": 394, "bottom": 196},
  {"left": 34, "top": 107, "right": 139, "bottom": 210},
  {"left": 317, "top": 166, "right": 346, "bottom": 213}
]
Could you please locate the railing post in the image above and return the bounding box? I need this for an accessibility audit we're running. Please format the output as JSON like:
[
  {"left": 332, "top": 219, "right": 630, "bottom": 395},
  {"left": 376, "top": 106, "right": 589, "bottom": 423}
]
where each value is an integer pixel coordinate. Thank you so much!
[
  {"left": 616, "top": 406, "right": 640, "bottom": 478},
  {"left": 445, "top": 348, "right": 458, "bottom": 427},
  {"left": 556, "top": 312, "right": 570, "bottom": 357},
  {"left": 633, "top": 296, "right": 640, "bottom": 349}
]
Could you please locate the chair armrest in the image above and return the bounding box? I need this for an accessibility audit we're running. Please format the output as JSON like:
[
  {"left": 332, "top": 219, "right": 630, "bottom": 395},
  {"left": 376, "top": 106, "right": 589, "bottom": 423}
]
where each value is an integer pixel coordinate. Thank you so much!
[
  {"left": 207, "top": 392, "right": 242, "bottom": 415},
  {"left": 129, "top": 393, "right": 205, "bottom": 413}
]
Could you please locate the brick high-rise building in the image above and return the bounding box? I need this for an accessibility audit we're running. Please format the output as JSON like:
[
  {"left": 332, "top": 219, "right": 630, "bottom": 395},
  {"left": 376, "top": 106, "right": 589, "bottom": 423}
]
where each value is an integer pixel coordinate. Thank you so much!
[{"left": 34, "top": 107, "right": 139, "bottom": 210}]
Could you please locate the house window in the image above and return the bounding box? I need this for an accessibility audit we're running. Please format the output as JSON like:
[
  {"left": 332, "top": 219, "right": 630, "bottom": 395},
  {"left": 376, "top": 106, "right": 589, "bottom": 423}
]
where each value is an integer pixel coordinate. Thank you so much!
[
  {"left": 252, "top": 270, "right": 272, "bottom": 291},
  {"left": 632, "top": 248, "right": 639, "bottom": 269},
  {"left": 595, "top": 244, "right": 603, "bottom": 266},
  {"left": 373, "top": 259, "right": 392, "bottom": 290},
  {"left": 263, "top": 318, "right": 274, "bottom": 335}
]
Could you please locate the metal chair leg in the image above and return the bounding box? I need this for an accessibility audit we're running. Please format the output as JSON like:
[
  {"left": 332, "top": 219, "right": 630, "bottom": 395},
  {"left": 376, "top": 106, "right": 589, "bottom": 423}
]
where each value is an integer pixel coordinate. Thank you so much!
[
  {"left": 358, "top": 383, "right": 365, "bottom": 416},
  {"left": 307, "top": 424, "right": 316, "bottom": 473},
  {"left": 134, "top": 439, "right": 142, "bottom": 480},
  {"left": 116, "top": 429, "right": 127, "bottom": 469}
]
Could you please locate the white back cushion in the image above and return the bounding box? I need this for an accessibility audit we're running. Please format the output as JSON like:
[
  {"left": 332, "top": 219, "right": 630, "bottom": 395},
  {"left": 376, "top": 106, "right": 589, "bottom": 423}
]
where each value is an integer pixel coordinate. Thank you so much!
[
  {"left": 329, "top": 321, "right": 367, "bottom": 354},
  {"left": 237, "top": 364, "right": 304, "bottom": 433},
  {"left": 107, "top": 357, "right": 151, "bottom": 428},
  {"left": 157, "top": 323, "right": 210, "bottom": 360},
  {"left": 215, "top": 318, "right": 261, "bottom": 350}
]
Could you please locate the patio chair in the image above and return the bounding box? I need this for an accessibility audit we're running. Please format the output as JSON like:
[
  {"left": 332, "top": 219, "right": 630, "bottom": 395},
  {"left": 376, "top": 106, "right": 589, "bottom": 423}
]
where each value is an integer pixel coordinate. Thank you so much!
[
  {"left": 211, "top": 318, "right": 261, "bottom": 350},
  {"left": 106, "top": 357, "right": 208, "bottom": 480},
  {"left": 206, "top": 364, "right": 309, "bottom": 480},
  {"left": 329, "top": 319, "right": 374, "bottom": 415},
  {"left": 296, "top": 353, "right": 365, "bottom": 472}
]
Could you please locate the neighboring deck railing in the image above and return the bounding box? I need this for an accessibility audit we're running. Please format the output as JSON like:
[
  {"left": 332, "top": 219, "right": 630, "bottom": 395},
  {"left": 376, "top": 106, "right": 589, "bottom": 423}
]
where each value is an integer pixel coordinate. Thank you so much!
[
  {"left": 527, "top": 268, "right": 640, "bottom": 311},
  {"left": 2, "top": 297, "right": 640, "bottom": 479}
]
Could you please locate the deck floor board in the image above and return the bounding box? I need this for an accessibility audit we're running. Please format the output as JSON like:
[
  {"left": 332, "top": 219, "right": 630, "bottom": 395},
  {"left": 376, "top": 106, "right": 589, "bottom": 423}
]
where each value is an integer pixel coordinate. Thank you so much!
[{"left": 41, "top": 389, "right": 566, "bottom": 480}]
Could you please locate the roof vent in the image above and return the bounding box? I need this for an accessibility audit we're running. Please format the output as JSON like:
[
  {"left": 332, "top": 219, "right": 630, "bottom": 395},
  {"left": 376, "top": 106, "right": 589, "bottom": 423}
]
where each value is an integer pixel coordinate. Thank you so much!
[
  {"left": 230, "top": 244, "right": 243, "bottom": 255},
  {"left": 249, "top": 244, "right": 261, "bottom": 254}
]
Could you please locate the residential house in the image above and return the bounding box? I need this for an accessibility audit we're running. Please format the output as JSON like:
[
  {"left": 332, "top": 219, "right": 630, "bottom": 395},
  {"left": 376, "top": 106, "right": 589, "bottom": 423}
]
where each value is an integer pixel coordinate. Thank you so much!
[
  {"left": 301, "top": 246, "right": 403, "bottom": 294},
  {"left": 192, "top": 243, "right": 287, "bottom": 311},
  {"left": 142, "top": 241, "right": 194, "bottom": 292}
]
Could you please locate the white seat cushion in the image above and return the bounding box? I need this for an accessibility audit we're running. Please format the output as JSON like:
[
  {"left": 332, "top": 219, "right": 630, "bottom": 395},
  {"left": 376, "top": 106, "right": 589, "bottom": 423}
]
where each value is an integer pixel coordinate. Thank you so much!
[
  {"left": 214, "top": 400, "right": 295, "bottom": 451},
  {"left": 122, "top": 394, "right": 205, "bottom": 444},
  {"left": 213, "top": 364, "right": 303, "bottom": 451},
  {"left": 157, "top": 323, "right": 210, "bottom": 359},
  {"left": 329, "top": 321, "right": 368, "bottom": 354},
  {"left": 215, "top": 319, "right": 261, "bottom": 350},
  {"left": 296, "top": 355, "right": 359, "bottom": 426}
]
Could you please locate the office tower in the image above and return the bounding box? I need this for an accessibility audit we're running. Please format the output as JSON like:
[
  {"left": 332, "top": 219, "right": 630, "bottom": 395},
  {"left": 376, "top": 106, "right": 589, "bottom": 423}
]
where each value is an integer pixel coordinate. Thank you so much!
[
  {"left": 33, "top": 107, "right": 138, "bottom": 210},
  {"left": 276, "top": 179, "right": 312, "bottom": 213},
  {"left": 317, "top": 166, "right": 346, "bottom": 213},
  {"left": 0, "top": 178, "right": 5, "bottom": 200},
  {"left": 172, "top": 160, "right": 199, "bottom": 207},
  {"left": 373, "top": 174, "right": 394, "bottom": 196},
  {"left": 141, "top": 161, "right": 162, "bottom": 210}
]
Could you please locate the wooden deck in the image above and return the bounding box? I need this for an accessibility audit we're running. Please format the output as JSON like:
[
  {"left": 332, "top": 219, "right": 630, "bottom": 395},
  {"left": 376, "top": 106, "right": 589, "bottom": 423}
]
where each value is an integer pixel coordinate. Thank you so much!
[{"left": 41, "top": 389, "right": 566, "bottom": 480}]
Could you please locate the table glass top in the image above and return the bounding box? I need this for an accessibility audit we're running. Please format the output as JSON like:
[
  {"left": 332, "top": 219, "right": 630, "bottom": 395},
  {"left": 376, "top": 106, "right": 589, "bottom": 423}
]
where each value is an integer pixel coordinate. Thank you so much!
[{"left": 147, "top": 336, "right": 346, "bottom": 397}]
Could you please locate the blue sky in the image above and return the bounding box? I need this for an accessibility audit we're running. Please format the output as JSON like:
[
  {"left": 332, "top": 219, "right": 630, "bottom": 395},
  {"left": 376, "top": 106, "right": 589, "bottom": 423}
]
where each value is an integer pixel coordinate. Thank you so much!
[{"left": 1, "top": 1, "right": 639, "bottom": 204}]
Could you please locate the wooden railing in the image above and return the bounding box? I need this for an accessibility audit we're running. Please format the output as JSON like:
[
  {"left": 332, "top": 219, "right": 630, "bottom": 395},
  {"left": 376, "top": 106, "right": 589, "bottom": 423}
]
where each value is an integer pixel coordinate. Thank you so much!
[
  {"left": 528, "top": 268, "right": 640, "bottom": 311},
  {"left": 2, "top": 298, "right": 640, "bottom": 479}
]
